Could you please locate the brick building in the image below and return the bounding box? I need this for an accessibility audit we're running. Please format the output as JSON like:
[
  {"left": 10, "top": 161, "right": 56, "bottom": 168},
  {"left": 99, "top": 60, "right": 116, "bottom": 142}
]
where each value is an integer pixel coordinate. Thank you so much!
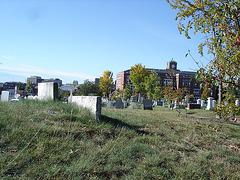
[{"left": 116, "top": 61, "right": 201, "bottom": 101}]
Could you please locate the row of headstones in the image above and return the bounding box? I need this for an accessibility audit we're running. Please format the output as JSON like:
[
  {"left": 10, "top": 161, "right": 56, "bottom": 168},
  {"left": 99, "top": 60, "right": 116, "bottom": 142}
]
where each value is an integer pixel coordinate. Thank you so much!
[
  {"left": 0, "top": 90, "right": 22, "bottom": 102},
  {"left": 0, "top": 82, "right": 58, "bottom": 102},
  {"left": 197, "top": 97, "right": 240, "bottom": 110},
  {"left": 105, "top": 99, "right": 153, "bottom": 110}
]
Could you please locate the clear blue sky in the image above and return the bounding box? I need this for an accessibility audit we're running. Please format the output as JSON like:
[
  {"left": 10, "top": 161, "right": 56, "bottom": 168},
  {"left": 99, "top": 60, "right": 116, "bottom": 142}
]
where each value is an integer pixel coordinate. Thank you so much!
[{"left": 0, "top": 0, "right": 209, "bottom": 84}]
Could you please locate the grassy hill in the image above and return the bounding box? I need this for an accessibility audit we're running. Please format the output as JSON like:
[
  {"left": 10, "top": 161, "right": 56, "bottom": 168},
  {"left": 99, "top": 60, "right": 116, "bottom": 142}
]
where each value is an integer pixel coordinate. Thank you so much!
[{"left": 0, "top": 100, "right": 239, "bottom": 179}]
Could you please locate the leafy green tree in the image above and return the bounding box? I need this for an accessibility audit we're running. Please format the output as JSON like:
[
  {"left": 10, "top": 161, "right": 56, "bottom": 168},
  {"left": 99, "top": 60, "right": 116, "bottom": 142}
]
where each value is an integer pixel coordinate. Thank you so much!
[
  {"left": 129, "top": 63, "right": 150, "bottom": 97},
  {"left": 17, "top": 84, "right": 25, "bottom": 90},
  {"left": 123, "top": 83, "right": 133, "bottom": 100},
  {"left": 145, "top": 71, "right": 162, "bottom": 100},
  {"left": 25, "top": 81, "right": 33, "bottom": 93},
  {"left": 99, "top": 70, "right": 114, "bottom": 98},
  {"left": 167, "top": 0, "right": 240, "bottom": 118},
  {"left": 111, "top": 89, "right": 123, "bottom": 100},
  {"left": 77, "top": 80, "right": 101, "bottom": 96}
]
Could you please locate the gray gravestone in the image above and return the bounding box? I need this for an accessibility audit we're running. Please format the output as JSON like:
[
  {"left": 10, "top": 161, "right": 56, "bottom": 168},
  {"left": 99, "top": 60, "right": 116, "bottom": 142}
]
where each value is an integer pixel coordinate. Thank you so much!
[
  {"left": 128, "top": 102, "right": 134, "bottom": 109},
  {"left": 135, "top": 103, "right": 140, "bottom": 109},
  {"left": 107, "top": 101, "right": 114, "bottom": 108},
  {"left": 162, "top": 100, "right": 165, "bottom": 107},
  {"left": 201, "top": 100, "right": 206, "bottom": 108},
  {"left": 212, "top": 100, "right": 216, "bottom": 108},
  {"left": 123, "top": 101, "right": 127, "bottom": 108},
  {"left": 115, "top": 99, "right": 123, "bottom": 109},
  {"left": 143, "top": 99, "right": 153, "bottom": 110},
  {"left": 1, "top": 91, "right": 9, "bottom": 102}
]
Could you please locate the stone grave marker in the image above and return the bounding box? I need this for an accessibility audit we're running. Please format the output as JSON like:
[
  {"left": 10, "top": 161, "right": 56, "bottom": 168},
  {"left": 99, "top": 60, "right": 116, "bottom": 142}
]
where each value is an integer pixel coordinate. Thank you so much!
[
  {"left": 162, "top": 100, "right": 165, "bottom": 107},
  {"left": 128, "top": 102, "right": 134, "bottom": 109},
  {"left": 206, "top": 97, "right": 214, "bottom": 110},
  {"left": 1, "top": 91, "right": 9, "bottom": 102},
  {"left": 143, "top": 99, "right": 153, "bottom": 110},
  {"left": 201, "top": 100, "right": 206, "bottom": 108},
  {"left": 11, "top": 94, "right": 22, "bottom": 102},
  {"left": 123, "top": 101, "right": 127, "bottom": 108},
  {"left": 107, "top": 101, "right": 114, "bottom": 108},
  {"left": 115, "top": 99, "right": 123, "bottom": 109},
  {"left": 187, "top": 103, "right": 201, "bottom": 109},
  {"left": 38, "top": 82, "right": 58, "bottom": 100},
  {"left": 236, "top": 99, "right": 239, "bottom": 107},
  {"left": 197, "top": 99, "right": 201, "bottom": 104},
  {"left": 69, "top": 96, "right": 101, "bottom": 121},
  {"left": 135, "top": 103, "right": 140, "bottom": 109},
  {"left": 213, "top": 100, "right": 216, "bottom": 108}
]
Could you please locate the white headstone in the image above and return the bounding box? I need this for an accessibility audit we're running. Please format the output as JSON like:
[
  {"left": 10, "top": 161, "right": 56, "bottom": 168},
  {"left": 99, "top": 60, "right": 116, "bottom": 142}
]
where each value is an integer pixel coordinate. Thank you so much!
[
  {"left": 69, "top": 96, "right": 101, "bottom": 121},
  {"left": 138, "top": 93, "right": 141, "bottom": 102},
  {"left": 162, "top": 100, "right": 165, "bottom": 107},
  {"left": 201, "top": 100, "right": 205, "bottom": 108},
  {"left": 38, "top": 82, "right": 58, "bottom": 100},
  {"left": 197, "top": 99, "right": 201, "bottom": 104},
  {"left": 15, "top": 86, "right": 18, "bottom": 95},
  {"left": 206, "top": 97, "right": 214, "bottom": 110},
  {"left": 1, "top": 91, "right": 9, "bottom": 102},
  {"left": 235, "top": 99, "right": 239, "bottom": 107}
]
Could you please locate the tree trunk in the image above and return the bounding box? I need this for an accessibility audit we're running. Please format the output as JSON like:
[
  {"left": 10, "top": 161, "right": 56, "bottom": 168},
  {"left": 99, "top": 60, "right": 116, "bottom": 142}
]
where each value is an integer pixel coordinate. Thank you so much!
[{"left": 217, "top": 82, "right": 222, "bottom": 119}]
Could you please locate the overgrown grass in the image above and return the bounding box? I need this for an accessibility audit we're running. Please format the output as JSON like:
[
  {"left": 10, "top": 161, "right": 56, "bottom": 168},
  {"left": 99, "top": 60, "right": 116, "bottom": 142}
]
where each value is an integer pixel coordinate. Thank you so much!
[{"left": 0, "top": 100, "right": 239, "bottom": 179}]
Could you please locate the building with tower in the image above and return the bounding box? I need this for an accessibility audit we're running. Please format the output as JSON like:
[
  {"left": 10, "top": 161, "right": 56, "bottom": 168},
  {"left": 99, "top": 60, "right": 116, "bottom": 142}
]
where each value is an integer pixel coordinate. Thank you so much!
[{"left": 116, "top": 60, "right": 201, "bottom": 101}]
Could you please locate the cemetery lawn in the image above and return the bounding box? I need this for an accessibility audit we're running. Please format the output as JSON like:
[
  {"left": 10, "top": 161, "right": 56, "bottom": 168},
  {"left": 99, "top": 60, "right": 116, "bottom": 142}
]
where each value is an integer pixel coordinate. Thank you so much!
[{"left": 0, "top": 100, "right": 240, "bottom": 179}]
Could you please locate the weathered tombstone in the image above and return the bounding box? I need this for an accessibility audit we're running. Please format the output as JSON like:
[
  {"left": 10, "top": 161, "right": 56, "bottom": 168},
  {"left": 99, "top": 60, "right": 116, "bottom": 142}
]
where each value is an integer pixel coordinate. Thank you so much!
[
  {"left": 135, "top": 103, "right": 140, "bottom": 109},
  {"left": 11, "top": 94, "right": 22, "bottom": 102},
  {"left": 201, "top": 100, "right": 206, "bottom": 108},
  {"left": 123, "top": 101, "right": 127, "bottom": 108},
  {"left": 235, "top": 99, "right": 239, "bottom": 107},
  {"left": 143, "top": 99, "right": 153, "bottom": 110},
  {"left": 38, "top": 82, "right": 58, "bottom": 100},
  {"left": 212, "top": 100, "right": 216, "bottom": 108},
  {"left": 102, "top": 98, "right": 108, "bottom": 106},
  {"left": 68, "top": 96, "right": 101, "bottom": 121},
  {"left": 197, "top": 99, "right": 201, "bottom": 104},
  {"left": 8, "top": 89, "right": 15, "bottom": 99},
  {"left": 138, "top": 93, "right": 141, "bottom": 102},
  {"left": 128, "top": 102, "right": 134, "bottom": 109},
  {"left": 15, "top": 86, "right": 18, "bottom": 95},
  {"left": 162, "top": 100, "right": 165, "bottom": 107},
  {"left": 115, "top": 99, "right": 123, "bottom": 109},
  {"left": 1, "top": 91, "right": 9, "bottom": 102},
  {"left": 157, "top": 101, "right": 163, "bottom": 106},
  {"left": 187, "top": 103, "right": 201, "bottom": 109},
  {"left": 206, "top": 97, "right": 214, "bottom": 110},
  {"left": 107, "top": 101, "right": 114, "bottom": 108}
]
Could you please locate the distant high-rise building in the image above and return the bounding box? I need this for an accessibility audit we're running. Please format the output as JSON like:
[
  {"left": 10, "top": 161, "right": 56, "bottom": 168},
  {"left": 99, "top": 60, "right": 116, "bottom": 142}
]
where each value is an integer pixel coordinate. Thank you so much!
[
  {"left": 95, "top": 78, "right": 100, "bottom": 85},
  {"left": 27, "top": 76, "right": 43, "bottom": 85}
]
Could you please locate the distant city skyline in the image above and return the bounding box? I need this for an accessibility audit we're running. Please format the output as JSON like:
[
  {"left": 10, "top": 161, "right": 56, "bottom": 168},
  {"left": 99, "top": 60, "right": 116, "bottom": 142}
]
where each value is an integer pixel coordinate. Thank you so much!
[{"left": 0, "top": 0, "right": 210, "bottom": 84}]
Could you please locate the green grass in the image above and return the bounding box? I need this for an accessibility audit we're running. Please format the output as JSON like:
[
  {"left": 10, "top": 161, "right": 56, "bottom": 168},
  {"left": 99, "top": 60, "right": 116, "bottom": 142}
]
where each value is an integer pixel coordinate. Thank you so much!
[{"left": 0, "top": 100, "right": 239, "bottom": 179}]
